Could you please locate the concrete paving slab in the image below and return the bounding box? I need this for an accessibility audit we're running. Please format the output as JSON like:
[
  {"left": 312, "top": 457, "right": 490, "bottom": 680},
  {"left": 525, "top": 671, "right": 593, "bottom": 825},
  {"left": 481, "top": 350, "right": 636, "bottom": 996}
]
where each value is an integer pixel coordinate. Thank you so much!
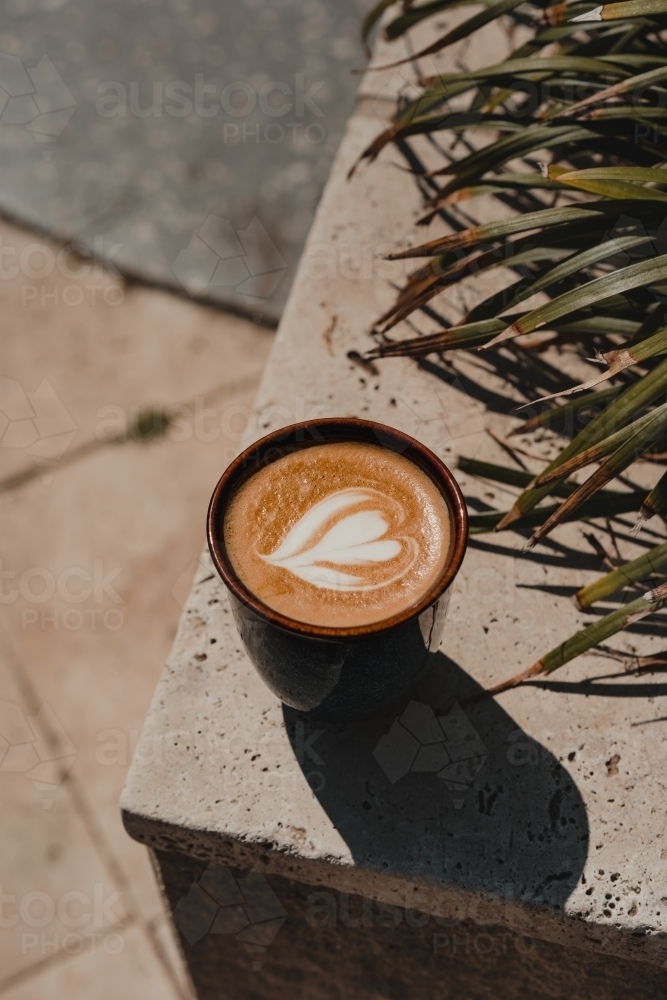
[
  {"left": 0, "top": 0, "right": 369, "bottom": 321},
  {"left": 0, "top": 218, "right": 272, "bottom": 482},
  {"left": 0, "top": 426, "right": 264, "bottom": 929},
  {"left": 0, "top": 215, "right": 273, "bottom": 939},
  {"left": 0, "top": 644, "right": 129, "bottom": 985},
  {"left": 0, "top": 922, "right": 182, "bottom": 1000},
  {"left": 0, "top": 214, "right": 272, "bottom": 994}
]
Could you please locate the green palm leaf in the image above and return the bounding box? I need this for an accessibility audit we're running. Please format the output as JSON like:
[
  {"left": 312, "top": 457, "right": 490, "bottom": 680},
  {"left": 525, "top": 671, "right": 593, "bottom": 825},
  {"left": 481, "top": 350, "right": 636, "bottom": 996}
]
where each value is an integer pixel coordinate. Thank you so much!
[
  {"left": 571, "top": 0, "right": 667, "bottom": 21},
  {"left": 527, "top": 402, "right": 667, "bottom": 545},
  {"left": 477, "top": 594, "right": 666, "bottom": 699},
  {"left": 361, "top": 0, "right": 401, "bottom": 53},
  {"left": 497, "top": 356, "right": 667, "bottom": 526},
  {"left": 367, "top": 0, "right": 536, "bottom": 71},
  {"left": 487, "top": 254, "right": 667, "bottom": 346},
  {"left": 532, "top": 403, "right": 667, "bottom": 485},
  {"left": 575, "top": 540, "right": 667, "bottom": 608}
]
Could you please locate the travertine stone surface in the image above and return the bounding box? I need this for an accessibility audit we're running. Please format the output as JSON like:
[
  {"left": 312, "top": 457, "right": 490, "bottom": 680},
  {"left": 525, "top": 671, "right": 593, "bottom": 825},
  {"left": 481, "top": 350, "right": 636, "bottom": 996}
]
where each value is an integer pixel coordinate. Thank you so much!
[{"left": 122, "top": 13, "right": 667, "bottom": 986}]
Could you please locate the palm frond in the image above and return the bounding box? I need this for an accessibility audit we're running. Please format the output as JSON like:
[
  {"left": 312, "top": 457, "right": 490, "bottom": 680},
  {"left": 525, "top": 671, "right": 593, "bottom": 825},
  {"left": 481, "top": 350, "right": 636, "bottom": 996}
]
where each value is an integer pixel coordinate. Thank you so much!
[{"left": 358, "top": 0, "right": 667, "bottom": 684}]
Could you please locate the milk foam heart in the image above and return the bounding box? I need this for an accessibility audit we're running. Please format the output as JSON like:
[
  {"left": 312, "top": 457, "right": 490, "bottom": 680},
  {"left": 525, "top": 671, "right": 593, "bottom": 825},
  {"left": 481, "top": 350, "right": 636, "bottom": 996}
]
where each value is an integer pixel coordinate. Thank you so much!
[
  {"left": 223, "top": 441, "right": 452, "bottom": 627},
  {"left": 261, "top": 487, "right": 418, "bottom": 591}
]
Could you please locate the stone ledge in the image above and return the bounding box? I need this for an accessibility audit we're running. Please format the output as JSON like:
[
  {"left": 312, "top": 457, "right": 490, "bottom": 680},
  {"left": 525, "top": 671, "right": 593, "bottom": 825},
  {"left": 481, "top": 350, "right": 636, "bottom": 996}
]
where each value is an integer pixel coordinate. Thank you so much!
[{"left": 122, "top": 24, "right": 667, "bottom": 977}]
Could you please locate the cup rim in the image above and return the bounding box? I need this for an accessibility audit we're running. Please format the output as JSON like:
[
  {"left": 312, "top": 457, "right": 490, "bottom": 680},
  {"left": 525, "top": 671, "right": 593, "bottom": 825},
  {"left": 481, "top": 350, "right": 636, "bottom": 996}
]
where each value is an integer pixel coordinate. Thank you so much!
[{"left": 207, "top": 417, "right": 468, "bottom": 639}]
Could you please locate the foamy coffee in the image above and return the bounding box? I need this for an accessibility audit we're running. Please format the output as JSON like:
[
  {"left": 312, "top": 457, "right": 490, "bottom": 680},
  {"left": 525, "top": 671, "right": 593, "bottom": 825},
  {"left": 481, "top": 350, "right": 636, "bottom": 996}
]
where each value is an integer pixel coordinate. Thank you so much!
[{"left": 223, "top": 441, "right": 453, "bottom": 627}]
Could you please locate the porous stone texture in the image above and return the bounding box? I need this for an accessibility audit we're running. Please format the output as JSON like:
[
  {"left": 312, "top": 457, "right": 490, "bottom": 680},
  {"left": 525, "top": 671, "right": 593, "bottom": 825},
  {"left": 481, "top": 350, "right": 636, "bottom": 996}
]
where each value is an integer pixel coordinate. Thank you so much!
[
  {"left": 122, "top": 11, "right": 667, "bottom": 997},
  {"left": 153, "top": 850, "right": 666, "bottom": 1000}
]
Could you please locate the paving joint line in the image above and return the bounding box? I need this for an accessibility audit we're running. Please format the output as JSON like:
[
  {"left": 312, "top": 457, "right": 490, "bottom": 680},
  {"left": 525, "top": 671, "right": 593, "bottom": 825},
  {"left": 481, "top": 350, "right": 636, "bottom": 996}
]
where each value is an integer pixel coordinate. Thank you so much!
[
  {"left": 0, "top": 206, "right": 279, "bottom": 331},
  {"left": 0, "top": 370, "right": 266, "bottom": 497}
]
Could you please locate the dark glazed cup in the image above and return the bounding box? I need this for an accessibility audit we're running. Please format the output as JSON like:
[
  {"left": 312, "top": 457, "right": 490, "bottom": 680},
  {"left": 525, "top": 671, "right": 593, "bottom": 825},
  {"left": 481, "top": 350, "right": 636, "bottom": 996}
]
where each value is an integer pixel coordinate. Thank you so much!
[{"left": 207, "top": 418, "right": 468, "bottom": 722}]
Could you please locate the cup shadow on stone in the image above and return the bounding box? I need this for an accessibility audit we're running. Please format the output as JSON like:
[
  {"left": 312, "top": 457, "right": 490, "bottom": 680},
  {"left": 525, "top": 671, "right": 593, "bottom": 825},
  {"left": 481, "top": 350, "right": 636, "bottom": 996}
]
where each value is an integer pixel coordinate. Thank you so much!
[{"left": 283, "top": 650, "right": 588, "bottom": 914}]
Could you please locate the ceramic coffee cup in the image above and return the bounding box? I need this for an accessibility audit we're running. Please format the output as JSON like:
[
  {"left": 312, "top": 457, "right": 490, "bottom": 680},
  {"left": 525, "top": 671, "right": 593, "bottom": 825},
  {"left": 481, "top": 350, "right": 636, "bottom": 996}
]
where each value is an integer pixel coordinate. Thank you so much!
[{"left": 207, "top": 418, "right": 468, "bottom": 722}]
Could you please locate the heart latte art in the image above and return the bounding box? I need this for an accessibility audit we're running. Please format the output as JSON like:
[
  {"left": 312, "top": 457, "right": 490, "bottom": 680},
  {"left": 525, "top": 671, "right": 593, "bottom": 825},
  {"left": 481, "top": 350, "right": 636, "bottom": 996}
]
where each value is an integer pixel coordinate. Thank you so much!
[
  {"left": 224, "top": 442, "right": 452, "bottom": 627},
  {"left": 261, "top": 487, "right": 419, "bottom": 592}
]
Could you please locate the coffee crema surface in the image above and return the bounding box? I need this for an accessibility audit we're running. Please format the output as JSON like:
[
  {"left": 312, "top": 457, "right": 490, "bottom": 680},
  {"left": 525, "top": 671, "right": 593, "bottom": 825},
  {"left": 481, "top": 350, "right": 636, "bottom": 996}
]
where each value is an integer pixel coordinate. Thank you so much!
[{"left": 223, "top": 441, "right": 453, "bottom": 627}]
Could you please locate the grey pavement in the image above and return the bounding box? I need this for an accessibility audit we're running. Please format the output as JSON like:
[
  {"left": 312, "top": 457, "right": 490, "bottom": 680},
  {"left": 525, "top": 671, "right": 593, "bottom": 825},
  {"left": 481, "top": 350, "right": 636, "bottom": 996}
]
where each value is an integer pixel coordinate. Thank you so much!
[{"left": 0, "top": 0, "right": 367, "bottom": 321}]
